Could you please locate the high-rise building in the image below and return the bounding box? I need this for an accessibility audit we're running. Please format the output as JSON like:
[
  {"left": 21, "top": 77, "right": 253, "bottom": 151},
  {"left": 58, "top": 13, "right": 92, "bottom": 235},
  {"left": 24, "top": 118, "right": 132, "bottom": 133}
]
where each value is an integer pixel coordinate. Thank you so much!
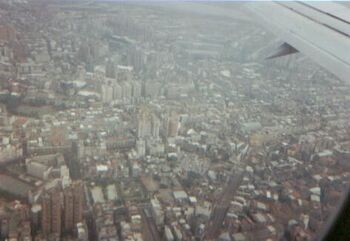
[
  {"left": 72, "top": 182, "right": 84, "bottom": 225},
  {"left": 63, "top": 181, "right": 84, "bottom": 232},
  {"left": 121, "top": 81, "right": 132, "bottom": 102},
  {"left": 41, "top": 188, "right": 62, "bottom": 236},
  {"left": 152, "top": 115, "right": 160, "bottom": 138},
  {"left": 63, "top": 187, "right": 74, "bottom": 232},
  {"left": 50, "top": 189, "right": 62, "bottom": 235},
  {"left": 167, "top": 112, "right": 179, "bottom": 138},
  {"left": 101, "top": 84, "right": 113, "bottom": 103},
  {"left": 136, "top": 139, "right": 146, "bottom": 158},
  {"left": 0, "top": 104, "right": 8, "bottom": 126},
  {"left": 41, "top": 181, "right": 84, "bottom": 237},
  {"left": 41, "top": 193, "right": 51, "bottom": 235},
  {"left": 31, "top": 204, "right": 41, "bottom": 231},
  {"left": 137, "top": 107, "right": 160, "bottom": 139},
  {"left": 132, "top": 81, "right": 142, "bottom": 99},
  {"left": 113, "top": 83, "right": 122, "bottom": 101},
  {"left": 137, "top": 109, "right": 152, "bottom": 138}
]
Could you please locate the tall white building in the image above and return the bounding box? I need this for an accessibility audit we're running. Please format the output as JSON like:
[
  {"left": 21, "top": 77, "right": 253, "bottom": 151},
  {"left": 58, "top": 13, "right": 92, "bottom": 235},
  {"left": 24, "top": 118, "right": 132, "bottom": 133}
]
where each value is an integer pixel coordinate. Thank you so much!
[
  {"left": 152, "top": 115, "right": 160, "bottom": 138},
  {"left": 137, "top": 109, "right": 152, "bottom": 138},
  {"left": 121, "top": 81, "right": 132, "bottom": 102},
  {"left": 137, "top": 108, "right": 160, "bottom": 139},
  {"left": 136, "top": 139, "right": 146, "bottom": 158},
  {"left": 113, "top": 83, "right": 122, "bottom": 101},
  {"left": 132, "top": 81, "right": 142, "bottom": 99},
  {"left": 101, "top": 84, "right": 113, "bottom": 103}
]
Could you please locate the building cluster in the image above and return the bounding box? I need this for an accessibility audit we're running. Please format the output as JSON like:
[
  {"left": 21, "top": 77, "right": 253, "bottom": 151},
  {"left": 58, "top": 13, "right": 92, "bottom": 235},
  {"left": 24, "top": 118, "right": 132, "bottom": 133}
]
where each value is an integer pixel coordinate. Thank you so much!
[{"left": 0, "top": 1, "right": 349, "bottom": 241}]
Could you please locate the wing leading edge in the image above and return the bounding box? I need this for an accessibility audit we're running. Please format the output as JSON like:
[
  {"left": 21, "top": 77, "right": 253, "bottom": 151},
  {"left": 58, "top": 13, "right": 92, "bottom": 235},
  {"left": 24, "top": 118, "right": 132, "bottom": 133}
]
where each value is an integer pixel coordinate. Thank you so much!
[{"left": 248, "top": 2, "right": 350, "bottom": 82}]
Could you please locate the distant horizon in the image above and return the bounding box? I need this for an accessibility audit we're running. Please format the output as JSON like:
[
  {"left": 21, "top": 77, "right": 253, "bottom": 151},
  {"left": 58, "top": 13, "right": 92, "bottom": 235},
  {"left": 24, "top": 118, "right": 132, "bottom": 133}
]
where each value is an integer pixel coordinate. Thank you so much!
[{"left": 96, "top": 0, "right": 350, "bottom": 2}]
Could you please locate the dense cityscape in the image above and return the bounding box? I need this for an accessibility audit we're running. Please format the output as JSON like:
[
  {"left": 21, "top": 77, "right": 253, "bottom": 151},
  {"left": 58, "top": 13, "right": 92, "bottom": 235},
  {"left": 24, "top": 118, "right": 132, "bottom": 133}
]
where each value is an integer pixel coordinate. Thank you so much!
[{"left": 0, "top": 1, "right": 350, "bottom": 241}]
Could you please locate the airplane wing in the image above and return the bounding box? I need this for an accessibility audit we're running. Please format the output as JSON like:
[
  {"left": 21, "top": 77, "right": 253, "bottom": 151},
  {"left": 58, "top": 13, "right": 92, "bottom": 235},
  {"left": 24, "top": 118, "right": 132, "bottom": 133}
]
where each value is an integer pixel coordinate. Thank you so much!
[{"left": 247, "top": 2, "right": 350, "bottom": 82}]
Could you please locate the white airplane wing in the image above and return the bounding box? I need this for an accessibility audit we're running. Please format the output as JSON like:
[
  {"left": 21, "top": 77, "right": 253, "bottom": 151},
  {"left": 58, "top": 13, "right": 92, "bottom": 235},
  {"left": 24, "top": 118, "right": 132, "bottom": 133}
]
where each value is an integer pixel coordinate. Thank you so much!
[{"left": 248, "top": 2, "right": 350, "bottom": 82}]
